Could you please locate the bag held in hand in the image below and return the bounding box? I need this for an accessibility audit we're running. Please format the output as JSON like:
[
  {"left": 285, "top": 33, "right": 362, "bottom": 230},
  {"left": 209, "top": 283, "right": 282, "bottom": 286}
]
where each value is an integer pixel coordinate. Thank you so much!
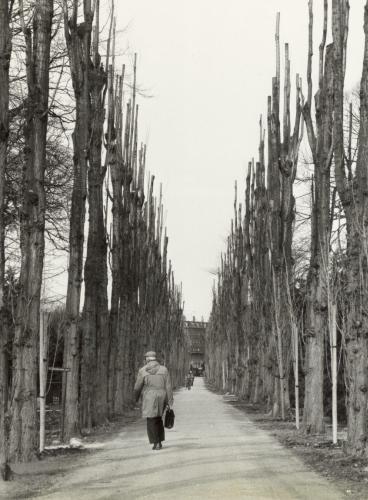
[{"left": 164, "top": 407, "right": 175, "bottom": 429}]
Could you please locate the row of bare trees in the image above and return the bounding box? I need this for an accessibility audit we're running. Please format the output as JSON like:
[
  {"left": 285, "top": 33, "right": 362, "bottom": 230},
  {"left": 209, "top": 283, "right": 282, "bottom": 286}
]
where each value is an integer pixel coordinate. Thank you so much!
[
  {"left": 206, "top": 0, "right": 368, "bottom": 458},
  {"left": 0, "top": 0, "right": 188, "bottom": 473}
]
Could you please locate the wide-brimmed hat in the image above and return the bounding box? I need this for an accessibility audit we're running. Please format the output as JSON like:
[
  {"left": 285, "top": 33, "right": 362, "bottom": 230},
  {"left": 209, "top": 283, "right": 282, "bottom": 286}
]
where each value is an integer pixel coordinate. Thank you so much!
[{"left": 145, "top": 351, "right": 156, "bottom": 359}]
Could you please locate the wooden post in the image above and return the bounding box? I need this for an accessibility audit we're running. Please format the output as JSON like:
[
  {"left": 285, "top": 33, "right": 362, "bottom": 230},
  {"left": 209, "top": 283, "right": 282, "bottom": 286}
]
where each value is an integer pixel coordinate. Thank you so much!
[
  {"left": 330, "top": 303, "right": 337, "bottom": 444},
  {"left": 39, "top": 311, "right": 48, "bottom": 453},
  {"left": 292, "top": 323, "right": 300, "bottom": 430},
  {"left": 61, "top": 369, "right": 67, "bottom": 440}
]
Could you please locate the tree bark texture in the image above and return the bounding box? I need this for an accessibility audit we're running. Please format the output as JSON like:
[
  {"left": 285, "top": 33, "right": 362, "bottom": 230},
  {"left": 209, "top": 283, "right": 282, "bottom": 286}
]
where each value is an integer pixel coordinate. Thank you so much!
[
  {"left": 332, "top": 0, "right": 368, "bottom": 457},
  {"left": 10, "top": 0, "right": 54, "bottom": 462},
  {"left": 302, "top": 2, "right": 333, "bottom": 434},
  {"left": 80, "top": 26, "right": 108, "bottom": 430},
  {"left": 0, "top": 0, "right": 11, "bottom": 477},
  {"left": 61, "top": 0, "right": 93, "bottom": 442}
]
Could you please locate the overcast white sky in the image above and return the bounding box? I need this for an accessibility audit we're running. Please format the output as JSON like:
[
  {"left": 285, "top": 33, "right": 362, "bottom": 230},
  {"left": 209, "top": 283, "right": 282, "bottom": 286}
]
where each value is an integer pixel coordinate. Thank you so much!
[{"left": 106, "top": 0, "right": 366, "bottom": 322}]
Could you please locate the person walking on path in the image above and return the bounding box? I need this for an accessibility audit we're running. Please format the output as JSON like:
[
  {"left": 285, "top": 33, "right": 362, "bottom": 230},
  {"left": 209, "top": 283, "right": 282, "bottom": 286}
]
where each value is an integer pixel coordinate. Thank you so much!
[
  {"left": 185, "top": 371, "right": 192, "bottom": 390},
  {"left": 134, "top": 351, "right": 174, "bottom": 450}
]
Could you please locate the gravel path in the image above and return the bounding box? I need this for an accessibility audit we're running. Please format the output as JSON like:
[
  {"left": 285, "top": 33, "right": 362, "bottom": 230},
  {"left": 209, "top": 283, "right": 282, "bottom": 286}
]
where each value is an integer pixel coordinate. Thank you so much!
[{"left": 1, "top": 378, "right": 344, "bottom": 499}]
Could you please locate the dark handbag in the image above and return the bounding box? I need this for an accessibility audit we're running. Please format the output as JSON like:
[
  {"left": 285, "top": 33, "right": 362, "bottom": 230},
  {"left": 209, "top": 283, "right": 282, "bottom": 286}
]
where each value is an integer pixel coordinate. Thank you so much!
[{"left": 164, "top": 407, "right": 175, "bottom": 429}]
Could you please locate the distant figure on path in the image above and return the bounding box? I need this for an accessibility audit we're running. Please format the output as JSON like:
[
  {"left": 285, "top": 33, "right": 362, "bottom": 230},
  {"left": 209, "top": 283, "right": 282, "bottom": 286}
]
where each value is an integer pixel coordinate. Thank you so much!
[
  {"left": 134, "top": 351, "right": 173, "bottom": 450},
  {"left": 185, "top": 371, "right": 193, "bottom": 390},
  {"left": 230, "top": 366, "right": 237, "bottom": 394}
]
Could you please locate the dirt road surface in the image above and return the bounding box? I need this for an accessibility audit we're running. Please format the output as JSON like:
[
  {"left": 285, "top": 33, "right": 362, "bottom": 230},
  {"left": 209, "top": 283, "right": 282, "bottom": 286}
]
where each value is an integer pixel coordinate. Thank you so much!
[{"left": 1, "top": 378, "right": 344, "bottom": 499}]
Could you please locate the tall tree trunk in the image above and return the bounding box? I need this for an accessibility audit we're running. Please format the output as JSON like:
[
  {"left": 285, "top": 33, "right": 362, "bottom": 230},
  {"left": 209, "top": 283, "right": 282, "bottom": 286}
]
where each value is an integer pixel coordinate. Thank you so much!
[
  {"left": 119, "top": 80, "right": 137, "bottom": 408},
  {"left": 0, "top": 0, "right": 11, "bottom": 478},
  {"left": 302, "top": 2, "right": 333, "bottom": 434},
  {"left": 80, "top": 16, "right": 108, "bottom": 427},
  {"left": 61, "top": 0, "right": 93, "bottom": 442},
  {"left": 332, "top": 0, "right": 368, "bottom": 456},
  {"left": 107, "top": 67, "right": 122, "bottom": 417},
  {"left": 10, "top": 0, "right": 53, "bottom": 461},
  {"left": 267, "top": 22, "right": 302, "bottom": 418}
]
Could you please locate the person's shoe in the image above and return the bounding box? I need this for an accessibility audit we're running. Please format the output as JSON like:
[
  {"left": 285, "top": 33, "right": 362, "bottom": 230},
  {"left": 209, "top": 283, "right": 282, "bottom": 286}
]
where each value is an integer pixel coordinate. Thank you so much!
[
  {"left": 156, "top": 442, "right": 162, "bottom": 450},
  {"left": 152, "top": 443, "right": 157, "bottom": 450}
]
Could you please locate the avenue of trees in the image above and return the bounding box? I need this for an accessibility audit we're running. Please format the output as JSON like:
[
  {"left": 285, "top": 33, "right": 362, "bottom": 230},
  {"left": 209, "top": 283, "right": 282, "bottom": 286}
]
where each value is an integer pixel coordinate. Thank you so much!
[
  {"left": 206, "top": 0, "right": 368, "bottom": 458},
  {"left": 0, "top": 0, "right": 189, "bottom": 476}
]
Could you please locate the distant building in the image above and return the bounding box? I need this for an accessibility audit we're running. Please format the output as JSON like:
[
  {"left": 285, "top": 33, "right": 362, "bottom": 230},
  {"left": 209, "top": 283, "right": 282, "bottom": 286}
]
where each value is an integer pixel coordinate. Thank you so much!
[{"left": 184, "top": 317, "right": 207, "bottom": 373}]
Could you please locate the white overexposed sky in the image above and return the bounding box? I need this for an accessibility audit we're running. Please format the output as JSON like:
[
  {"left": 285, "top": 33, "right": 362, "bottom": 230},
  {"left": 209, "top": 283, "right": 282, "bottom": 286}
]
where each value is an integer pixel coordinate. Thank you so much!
[
  {"left": 106, "top": 0, "right": 366, "bottom": 321},
  {"left": 44, "top": 1, "right": 366, "bottom": 319}
]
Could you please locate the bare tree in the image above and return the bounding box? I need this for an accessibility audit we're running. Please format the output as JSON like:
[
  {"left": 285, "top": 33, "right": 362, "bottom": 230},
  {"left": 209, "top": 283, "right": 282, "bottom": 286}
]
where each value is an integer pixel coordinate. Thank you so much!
[
  {"left": 10, "top": 0, "right": 54, "bottom": 461},
  {"left": 107, "top": 65, "right": 124, "bottom": 415},
  {"left": 267, "top": 17, "right": 302, "bottom": 419},
  {"left": 80, "top": 1, "right": 109, "bottom": 429},
  {"left": 61, "top": 0, "right": 93, "bottom": 442},
  {"left": 332, "top": 0, "right": 368, "bottom": 457},
  {"left": 206, "top": 13, "right": 302, "bottom": 426},
  {"left": 301, "top": 0, "right": 334, "bottom": 434},
  {"left": 0, "top": 0, "right": 12, "bottom": 480}
]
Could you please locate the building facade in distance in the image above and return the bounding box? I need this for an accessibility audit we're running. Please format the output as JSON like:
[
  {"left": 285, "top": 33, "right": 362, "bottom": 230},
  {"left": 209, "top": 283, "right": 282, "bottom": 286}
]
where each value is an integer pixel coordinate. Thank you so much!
[{"left": 184, "top": 317, "right": 207, "bottom": 375}]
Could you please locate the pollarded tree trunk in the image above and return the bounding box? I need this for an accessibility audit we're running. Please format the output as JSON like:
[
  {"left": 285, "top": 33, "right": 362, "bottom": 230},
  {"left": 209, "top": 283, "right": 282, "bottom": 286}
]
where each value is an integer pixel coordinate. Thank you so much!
[
  {"left": 107, "top": 67, "right": 122, "bottom": 417},
  {"left": 106, "top": 69, "right": 127, "bottom": 415},
  {"left": 344, "top": 219, "right": 368, "bottom": 455},
  {"left": 61, "top": 0, "right": 93, "bottom": 442},
  {"left": 302, "top": 2, "right": 334, "bottom": 434},
  {"left": 267, "top": 27, "right": 302, "bottom": 419},
  {"left": 117, "top": 99, "right": 135, "bottom": 410},
  {"left": 267, "top": 39, "right": 282, "bottom": 413},
  {"left": 0, "top": 0, "right": 11, "bottom": 478},
  {"left": 332, "top": 0, "right": 368, "bottom": 456},
  {"left": 80, "top": 21, "right": 108, "bottom": 427},
  {"left": 237, "top": 170, "right": 251, "bottom": 398},
  {"left": 252, "top": 132, "right": 269, "bottom": 405},
  {"left": 10, "top": 0, "right": 54, "bottom": 462}
]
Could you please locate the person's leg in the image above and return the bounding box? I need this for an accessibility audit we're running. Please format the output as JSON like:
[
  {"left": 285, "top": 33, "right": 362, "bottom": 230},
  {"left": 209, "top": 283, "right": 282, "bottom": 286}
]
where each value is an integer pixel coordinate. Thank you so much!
[
  {"left": 156, "top": 417, "right": 165, "bottom": 449},
  {"left": 147, "top": 418, "right": 157, "bottom": 449},
  {"left": 158, "top": 417, "right": 165, "bottom": 442}
]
